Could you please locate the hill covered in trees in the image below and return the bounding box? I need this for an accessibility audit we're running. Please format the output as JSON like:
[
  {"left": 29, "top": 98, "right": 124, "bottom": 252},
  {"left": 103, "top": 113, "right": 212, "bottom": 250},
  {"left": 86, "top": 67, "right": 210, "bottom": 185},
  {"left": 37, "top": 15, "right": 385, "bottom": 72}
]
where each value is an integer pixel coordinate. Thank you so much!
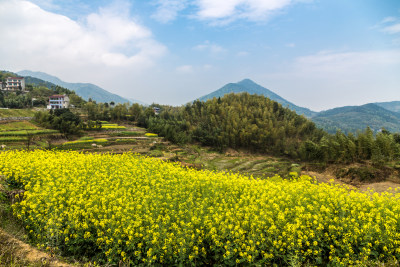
[
  {"left": 312, "top": 103, "right": 400, "bottom": 134},
  {"left": 149, "top": 93, "right": 324, "bottom": 157},
  {"left": 197, "top": 79, "right": 316, "bottom": 117},
  {"left": 146, "top": 93, "right": 400, "bottom": 165}
]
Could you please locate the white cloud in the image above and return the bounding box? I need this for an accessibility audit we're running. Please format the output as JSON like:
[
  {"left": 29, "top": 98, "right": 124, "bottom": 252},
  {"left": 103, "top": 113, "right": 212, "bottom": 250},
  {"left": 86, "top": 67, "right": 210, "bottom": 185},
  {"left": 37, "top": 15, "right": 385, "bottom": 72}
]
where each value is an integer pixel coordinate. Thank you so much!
[
  {"left": 375, "top": 16, "right": 400, "bottom": 36},
  {"left": 382, "top": 23, "right": 400, "bottom": 34},
  {"left": 151, "top": 0, "right": 187, "bottom": 23},
  {"left": 381, "top": 16, "right": 397, "bottom": 24},
  {"left": 151, "top": 0, "right": 302, "bottom": 25},
  {"left": 202, "top": 64, "right": 214, "bottom": 70},
  {"left": 236, "top": 51, "right": 249, "bottom": 56},
  {"left": 0, "top": 0, "right": 166, "bottom": 71},
  {"left": 291, "top": 50, "right": 400, "bottom": 78},
  {"left": 285, "top": 43, "right": 296, "bottom": 48},
  {"left": 176, "top": 64, "right": 194, "bottom": 73},
  {"left": 193, "top": 41, "right": 226, "bottom": 54},
  {"left": 28, "top": 0, "right": 58, "bottom": 9},
  {"left": 194, "top": 0, "right": 293, "bottom": 24}
]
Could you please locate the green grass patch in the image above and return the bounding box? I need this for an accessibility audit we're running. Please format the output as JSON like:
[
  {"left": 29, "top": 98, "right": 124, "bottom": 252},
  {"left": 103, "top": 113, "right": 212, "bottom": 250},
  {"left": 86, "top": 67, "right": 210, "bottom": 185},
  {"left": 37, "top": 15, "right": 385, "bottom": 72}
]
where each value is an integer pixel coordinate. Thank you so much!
[
  {"left": 107, "top": 139, "right": 138, "bottom": 145},
  {"left": 78, "top": 136, "right": 94, "bottom": 141},
  {"left": 63, "top": 138, "right": 108, "bottom": 145},
  {"left": 0, "top": 129, "right": 58, "bottom": 136},
  {"left": 0, "top": 137, "right": 27, "bottom": 142},
  {"left": 148, "top": 150, "right": 164, "bottom": 157},
  {"left": 0, "top": 109, "right": 36, "bottom": 118},
  {"left": 109, "top": 131, "right": 143, "bottom": 137},
  {"left": 0, "top": 121, "right": 39, "bottom": 132},
  {"left": 58, "top": 139, "right": 110, "bottom": 150}
]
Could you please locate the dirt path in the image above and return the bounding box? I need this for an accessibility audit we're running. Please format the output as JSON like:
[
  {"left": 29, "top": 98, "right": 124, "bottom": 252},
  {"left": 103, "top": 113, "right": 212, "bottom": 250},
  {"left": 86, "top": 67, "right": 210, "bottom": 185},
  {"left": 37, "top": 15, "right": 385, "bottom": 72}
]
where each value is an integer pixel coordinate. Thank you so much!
[
  {"left": 0, "top": 229, "right": 73, "bottom": 266},
  {"left": 303, "top": 171, "right": 400, "bottom": 193},
  {"left": 358, "top": 181, "right": 400, "bottom": 193}
]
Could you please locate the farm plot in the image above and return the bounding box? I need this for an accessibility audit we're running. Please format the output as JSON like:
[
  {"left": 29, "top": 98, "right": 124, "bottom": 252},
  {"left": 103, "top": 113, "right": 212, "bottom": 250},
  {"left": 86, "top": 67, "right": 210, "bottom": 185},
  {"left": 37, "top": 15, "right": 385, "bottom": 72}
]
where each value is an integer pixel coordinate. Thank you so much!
[{"left": 1, "top": 150, "right": 400, "bottom": 266}]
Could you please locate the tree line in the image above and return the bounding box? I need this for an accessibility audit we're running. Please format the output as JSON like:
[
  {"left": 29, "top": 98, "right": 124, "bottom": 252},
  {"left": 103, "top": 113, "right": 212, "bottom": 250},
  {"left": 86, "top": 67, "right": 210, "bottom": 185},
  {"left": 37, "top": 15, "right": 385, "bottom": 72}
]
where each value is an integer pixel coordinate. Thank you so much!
[
  {"left": 29, "top": 90, "right": 400, "bottom": 165},
  {"left": 34, "top": 109, "right": 101, "bottom": 136}
]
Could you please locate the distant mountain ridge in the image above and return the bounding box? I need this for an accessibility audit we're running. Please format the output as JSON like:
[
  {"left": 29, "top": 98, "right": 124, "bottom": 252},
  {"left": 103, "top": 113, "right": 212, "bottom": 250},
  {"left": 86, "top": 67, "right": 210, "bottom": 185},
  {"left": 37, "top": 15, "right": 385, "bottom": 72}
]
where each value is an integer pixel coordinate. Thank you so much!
[
  {"left": 312, "top": 103, "right": 400, "bottom": 134},
  {"left": 17, "top": 70, "right": 139, "bottom": 104},
  {"left": 374, "top": 101, "right": 400, "bottom": 113},
  {"left": 197, "top": 79, "right": 316, "bottom": 117},
  {"left": 23, "top": 76, "right": 60, "bottom": 89}
]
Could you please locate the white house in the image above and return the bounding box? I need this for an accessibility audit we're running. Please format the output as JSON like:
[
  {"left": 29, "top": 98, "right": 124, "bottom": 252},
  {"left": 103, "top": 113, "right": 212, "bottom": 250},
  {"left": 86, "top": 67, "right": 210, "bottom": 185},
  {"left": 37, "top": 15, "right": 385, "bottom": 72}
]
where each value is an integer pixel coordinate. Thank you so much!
[
  {"left": 47, "top": 94, "right": 70, "bottom": 109},
  {"left": 2, "top": 77, "right": 26, "bottom": 92}
]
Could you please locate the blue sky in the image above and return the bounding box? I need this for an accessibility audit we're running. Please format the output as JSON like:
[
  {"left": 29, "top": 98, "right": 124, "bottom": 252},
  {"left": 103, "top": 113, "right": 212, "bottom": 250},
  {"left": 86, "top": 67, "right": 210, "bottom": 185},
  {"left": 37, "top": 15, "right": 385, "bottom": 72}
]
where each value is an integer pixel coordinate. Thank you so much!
[{"left": 0, "top": 0, "right": 399, "bottom": 110}]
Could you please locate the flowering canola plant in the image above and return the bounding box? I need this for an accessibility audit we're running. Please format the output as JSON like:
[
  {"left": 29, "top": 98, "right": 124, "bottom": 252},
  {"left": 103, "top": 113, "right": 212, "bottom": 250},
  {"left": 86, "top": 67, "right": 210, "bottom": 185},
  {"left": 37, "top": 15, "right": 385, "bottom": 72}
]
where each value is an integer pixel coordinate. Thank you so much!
[{"left": 0, "top": 150, "right": 400, "bottom": 265}]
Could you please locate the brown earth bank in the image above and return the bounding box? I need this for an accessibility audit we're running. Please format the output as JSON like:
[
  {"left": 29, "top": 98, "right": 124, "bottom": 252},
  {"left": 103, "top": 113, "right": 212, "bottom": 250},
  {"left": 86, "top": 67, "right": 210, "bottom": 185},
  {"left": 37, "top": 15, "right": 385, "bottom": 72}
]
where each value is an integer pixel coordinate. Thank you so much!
[
  {"left": 0, "top": 229, "right": 74, "bottom": 267},
  {"left": 303, "top": 164, "right": 400, "bottom": 193}
]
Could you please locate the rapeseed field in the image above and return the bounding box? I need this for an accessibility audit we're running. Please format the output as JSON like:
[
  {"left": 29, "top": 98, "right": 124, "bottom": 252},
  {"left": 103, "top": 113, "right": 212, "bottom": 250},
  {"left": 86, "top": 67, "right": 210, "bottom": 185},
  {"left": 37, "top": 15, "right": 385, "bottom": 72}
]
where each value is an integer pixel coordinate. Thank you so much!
[{"left": 0, "top": 150, "right": 399, "bottom": 265}]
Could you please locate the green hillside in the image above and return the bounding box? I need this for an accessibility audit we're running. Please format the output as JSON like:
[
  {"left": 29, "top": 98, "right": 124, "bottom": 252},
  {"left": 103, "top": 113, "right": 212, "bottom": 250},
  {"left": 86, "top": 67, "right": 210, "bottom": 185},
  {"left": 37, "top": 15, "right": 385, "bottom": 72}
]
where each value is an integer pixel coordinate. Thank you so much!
[
  {"left": 0, "top": 109, "right": 35, "bottom": 118},
  {"left": 197, "top": 79, "right": 316, "bottom": 117},
  {"left": 312, "top": 103, "right": 400, "bottom": 134}
]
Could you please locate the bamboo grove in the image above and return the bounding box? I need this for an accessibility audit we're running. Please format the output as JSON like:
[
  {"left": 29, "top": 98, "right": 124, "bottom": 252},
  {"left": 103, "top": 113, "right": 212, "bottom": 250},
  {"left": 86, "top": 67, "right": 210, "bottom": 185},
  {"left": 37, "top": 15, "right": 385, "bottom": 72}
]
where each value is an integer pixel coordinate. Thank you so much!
[{"left": 145, "top": 93, "right": 400, "bottom": 164}]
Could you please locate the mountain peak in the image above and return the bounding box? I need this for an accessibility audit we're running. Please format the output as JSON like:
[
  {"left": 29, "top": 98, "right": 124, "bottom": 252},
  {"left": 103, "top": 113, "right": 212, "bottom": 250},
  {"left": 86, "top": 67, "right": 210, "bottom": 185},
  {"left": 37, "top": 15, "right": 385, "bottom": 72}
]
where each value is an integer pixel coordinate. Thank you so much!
[
  {"left": 238, "top": 78, "right": 255, "bottom": 84},
  {"left": 197, "top": 79, "right": 316, "bottom": 117}
]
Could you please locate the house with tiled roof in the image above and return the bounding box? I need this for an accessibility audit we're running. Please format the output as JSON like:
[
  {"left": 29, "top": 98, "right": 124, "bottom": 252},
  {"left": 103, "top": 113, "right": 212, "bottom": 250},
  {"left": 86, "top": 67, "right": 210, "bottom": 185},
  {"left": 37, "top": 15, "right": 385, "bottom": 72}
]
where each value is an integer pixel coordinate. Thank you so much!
[
  {"left": 1, "top": 77, "right": 26, "bottom": 92},
  {"left": 47, "top": 94, "right": 70, "bottom": 109}
]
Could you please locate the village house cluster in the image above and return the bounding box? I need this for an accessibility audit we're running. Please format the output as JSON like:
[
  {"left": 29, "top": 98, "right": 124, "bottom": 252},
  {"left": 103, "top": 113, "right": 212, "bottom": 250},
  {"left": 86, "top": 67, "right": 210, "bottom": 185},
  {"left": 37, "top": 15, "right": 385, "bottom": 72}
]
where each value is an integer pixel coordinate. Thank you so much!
[{"left": 1, "top": 76, "right": 70, "bottom": 109}]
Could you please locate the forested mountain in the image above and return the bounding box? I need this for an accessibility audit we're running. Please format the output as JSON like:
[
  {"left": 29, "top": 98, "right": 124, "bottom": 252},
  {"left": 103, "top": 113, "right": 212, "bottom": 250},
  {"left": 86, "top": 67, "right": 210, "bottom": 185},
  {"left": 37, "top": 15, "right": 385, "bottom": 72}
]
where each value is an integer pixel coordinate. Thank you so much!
[
  {"left": 17, "top": 70, "right": 136, "bottom": 104},
  {"left": 375, "top": 101, "right": 400, "bottom": 113},
  {"left": 312, "top": 103, "right": 400, "bottom": 134},
  {"left": 197, "top": 79, "right": 316, "bottom": 117},
  {"left": 148, "top": 93, "right": 324, "bottom": 157}
]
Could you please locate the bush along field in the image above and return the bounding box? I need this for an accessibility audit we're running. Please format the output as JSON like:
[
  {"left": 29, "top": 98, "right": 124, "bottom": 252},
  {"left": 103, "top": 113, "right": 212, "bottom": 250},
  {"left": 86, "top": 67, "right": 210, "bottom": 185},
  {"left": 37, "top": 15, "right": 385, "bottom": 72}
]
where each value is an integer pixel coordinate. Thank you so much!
[{"left": 1, "top": 150, "right": 400, "bottom": 266}]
